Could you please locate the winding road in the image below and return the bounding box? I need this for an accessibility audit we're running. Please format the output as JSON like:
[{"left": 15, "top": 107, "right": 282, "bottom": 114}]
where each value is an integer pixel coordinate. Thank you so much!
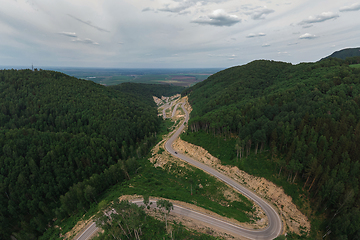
[
  {"left": 164, "top": 101, "right": 282, "bottom": 240},
  {"left": 75, "top": 99, "right": 282, "bottom": 240}
]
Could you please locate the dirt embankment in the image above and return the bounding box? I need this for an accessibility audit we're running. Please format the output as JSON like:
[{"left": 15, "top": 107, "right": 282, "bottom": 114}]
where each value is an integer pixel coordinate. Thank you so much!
[
  {"left": 151, "top": 96, "right": 310, "bottom": 236},
  {"left": 172, "top": 138, "right": 310, "bottom": 235}
]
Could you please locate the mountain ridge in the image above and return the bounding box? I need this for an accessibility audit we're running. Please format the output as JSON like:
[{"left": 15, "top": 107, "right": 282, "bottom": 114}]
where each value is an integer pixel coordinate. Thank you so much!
[{"left": 322, "top": 47, "right": 360, "bottom": 60}]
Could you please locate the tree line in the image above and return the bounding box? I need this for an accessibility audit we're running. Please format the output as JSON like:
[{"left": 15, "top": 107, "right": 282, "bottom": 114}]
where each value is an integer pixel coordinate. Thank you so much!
[{"left": 110, "top": 82, "right": 185, "bottom": 105}]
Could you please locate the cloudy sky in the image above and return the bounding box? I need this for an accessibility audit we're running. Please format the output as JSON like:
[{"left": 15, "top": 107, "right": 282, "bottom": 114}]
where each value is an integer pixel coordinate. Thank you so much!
[{"left": 1, "top": 0, "right": 359, "bottom": 68}]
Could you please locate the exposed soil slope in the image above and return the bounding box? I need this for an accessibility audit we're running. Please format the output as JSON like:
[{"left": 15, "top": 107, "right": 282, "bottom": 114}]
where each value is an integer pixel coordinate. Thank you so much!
[{"left": 151, "top": 96, "right": 310, "bottom": 236}]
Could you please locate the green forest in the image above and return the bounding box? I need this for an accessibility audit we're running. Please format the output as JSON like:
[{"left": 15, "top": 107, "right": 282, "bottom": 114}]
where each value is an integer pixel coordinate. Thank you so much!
[
  {"left": 0, "top": 69, "right": 182, "bottom": 239},
  {"left": 324, "top": 47, "right": 360, "bottom": 60},
  {"left": 110, "top": 82, "right": 185, "bottom": 104},
  {"left": 182, "top": 57, "right": 360, "bottom": 239}
]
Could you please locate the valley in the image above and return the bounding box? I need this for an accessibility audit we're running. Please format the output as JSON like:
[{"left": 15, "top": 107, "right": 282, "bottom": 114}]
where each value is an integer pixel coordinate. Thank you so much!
[{"left": 2, "top": 54, "right": 360, "bottom": 240}]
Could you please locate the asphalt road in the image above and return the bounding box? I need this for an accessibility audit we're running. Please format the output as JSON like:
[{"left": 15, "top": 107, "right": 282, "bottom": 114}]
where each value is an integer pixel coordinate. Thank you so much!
[
  {"left": 164, "top": 102, "right": 283, "bottom": 239},
  {"left": 171, "top": 102, "right": 182, "bottom": 118},
  {"left": 162, "top": 100, "right": 176, "bottom": 119},
  {"left": 76, "top": 100, "right": 282, "bottom": 240},
  {"left": 75, "top": 222, "right": 98, "bottom": 240},
  {"left": 162, "top": 103, "right": 170, "bottom": 119},
  {"left": 132, "top": 199, "right": 276, "bottom": 239}
]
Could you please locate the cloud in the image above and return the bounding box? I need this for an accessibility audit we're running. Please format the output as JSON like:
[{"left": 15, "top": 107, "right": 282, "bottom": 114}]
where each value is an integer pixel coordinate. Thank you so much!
[
  {"left": 142, "top": 7, "right": 153, "bottom": 12},
  {"left": 178, "top": 10, "right": 191, "bottom": 15},
  {"left": 58, "top": 32, "right": 98, "bottom": 45},
  {"left": 159, "top": 2, "right": 194, "bottom": 13},
  {"left": 262, "top": 43, "right": 270, "bottom": 47},
  {"left": 208, "top": 53, "right": 237, "bottom": 58},
  {"left": 72, "top": 38, "right": 99, "bottom": 45},
  {"left": 299, "top": 12, "right": 339, "bottom": 25},
  {"left": 191, "top": 9, "right": 241, "bottom": 26},
  {"left": 241, "top": 4, "right": 261, "bottom": 11},
  {"left": 251, "top": 7, "right": 275, "bottom": 20},
  {"left": 302, "top": 25, "right": 313, "bottom": 29},
  {"left": 145, "top": 0, "right": 230, "bottom": 14},
  {"left": 67, "top": 14, "right": 110, "bottom": 33},
  {"left": 246, "top": 32, "right": 266, "bottom": 38},
  {"left": 340, "top": 3, "right": 360, "bottom": 12},
  {"left": 59, "top": 32, "right": 77, "bottom": 37},
  {"left": 299, "top": 33, "right": 317, "bottom": 39}
]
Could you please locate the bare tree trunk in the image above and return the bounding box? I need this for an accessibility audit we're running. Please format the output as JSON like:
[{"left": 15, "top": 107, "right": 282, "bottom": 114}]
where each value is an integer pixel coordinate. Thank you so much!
[
  {"left": 293, "top": 171, "right": 298, "bottom": 183},
  {"left": 303, "top": 175, "right": 311, "bottom": 189},
  {"left": 246, "top": 139, "right": 252, "bottom": 156},
  {"left": 308, "top": 176, "right": 317, "bottom": 191},
  {"left": 126, "top": 224, "right": 132, "bottom": 237},
  {"left": 165, "top": 213, "right": 168, "bottom": 231},
  {"left": 134, "top": 229, "right": 140, "bottom": 240}
]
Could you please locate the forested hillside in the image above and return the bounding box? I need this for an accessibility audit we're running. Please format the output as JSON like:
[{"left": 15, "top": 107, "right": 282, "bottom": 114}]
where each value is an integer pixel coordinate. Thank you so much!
[
  {"left": 324, "top": 47, "right": 360, "bottom": 60},
  {"left": 110, "top": 82, "right": 185, "bottom": 104},
  {"left": 0, "top": 69, "right": 165, "bottom": 239},
  {"left": 182, "top": 57, "right": 360, "bottom": 239}
]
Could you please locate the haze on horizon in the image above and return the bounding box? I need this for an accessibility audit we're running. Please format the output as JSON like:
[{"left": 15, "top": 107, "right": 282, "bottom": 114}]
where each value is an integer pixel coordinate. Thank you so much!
[{"left": 1, "top": 0, "right": 359, "bottom": 69}]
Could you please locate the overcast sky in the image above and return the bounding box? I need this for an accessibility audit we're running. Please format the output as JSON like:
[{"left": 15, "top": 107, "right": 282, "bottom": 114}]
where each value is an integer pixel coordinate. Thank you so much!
[{"left": 1, "top": 0, "right": 359, "bottom": 68}]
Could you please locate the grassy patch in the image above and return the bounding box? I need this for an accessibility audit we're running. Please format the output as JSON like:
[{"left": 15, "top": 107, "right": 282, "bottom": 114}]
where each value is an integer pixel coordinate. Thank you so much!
[
  {"left": 177, "top": 106, "right": 185, "bottom": 115},
  {"left": 158, "top": 147, "right": 165, "bottom": 154},
  {"left": 45, "top": 156, "right": 254, "bottom": 238},
  {"left": 349, "top": 63, "right": 360, "bottom": 68},
  {"left": 42, "top": 119, "right": 256, "bottom": 239},
  {"left": 104, "top": 157, "right": 255, "bottom": 223},
  {"left": 156, "top": 119, "right": 173, "bottom": 141},
  {"left": 181, "top": 131, "right": 237, "bottom": 165}
]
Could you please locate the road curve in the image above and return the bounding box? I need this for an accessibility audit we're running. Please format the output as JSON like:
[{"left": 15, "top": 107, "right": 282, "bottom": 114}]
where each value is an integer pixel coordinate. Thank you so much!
[
  {"left": 75, "top": 100, "right": 282, "bottom": 240},
  {"left": 171, "top": 102, "right": 182, "bottom": 118},
  {"left": 162, "top": 102, "right": 171, "bottom": 119},
  {"left": 162, "top": 99, "right": 177, "bottom": 119},
  {"left": 164, "top": 102, "right": 282, "bottom": 240}
]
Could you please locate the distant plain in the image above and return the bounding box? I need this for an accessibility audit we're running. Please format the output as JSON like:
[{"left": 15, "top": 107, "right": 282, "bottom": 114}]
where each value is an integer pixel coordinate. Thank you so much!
[{"left": 52, "top": 68, "right": 223, "bottom": 87}]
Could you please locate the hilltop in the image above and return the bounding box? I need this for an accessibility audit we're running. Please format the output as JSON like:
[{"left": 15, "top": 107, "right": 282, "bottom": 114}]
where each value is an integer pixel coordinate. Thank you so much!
[
  {"left": 182, "top": 57, "right": 360, "bottom": 239},
  {"left": 323, "top": 47, "right": 360, "bottom": 60}
]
